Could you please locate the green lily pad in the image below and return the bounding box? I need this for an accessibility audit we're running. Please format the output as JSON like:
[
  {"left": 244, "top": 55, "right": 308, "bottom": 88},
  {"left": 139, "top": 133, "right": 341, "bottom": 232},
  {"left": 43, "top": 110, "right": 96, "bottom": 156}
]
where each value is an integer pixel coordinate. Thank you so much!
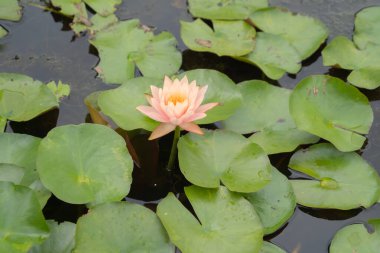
[
  {"left": 289, "top": 75, "right": 373, "bottom": 152},
  {"left": 180, "top": 19, "right": 255, "bottom": 57},
  {"left": 29, "top": 221, "right": 76, "bottom": 253},
  {"left": 51, "top": 0, "right": 121, "bottom": 17},
  {"left": 89, "top": 14, "right": 118, "bottom": 34},
  {"left": 259, "top": 242, "right": 286, "bottom": 253},
  {"left": 74, "top": 202, "right": 173, "bottom": 253},
  {"left": 245, "top": 166, "right": 296, "bottom": 235},
  {"left": 46, "top": 81, "right": 71, "bottom": 102},
  {"left": 0, "top": 73, "right": 59, "bottom": 122},
  {"left": 237, "top": 32, "right": 301, "bottom": 80},
  {"left": 178, "top": 130, "right": 271, "bottom": 192},
  {"left": 0, "top": 116, "right": 5, "bottom": 132},
  {"left": 0, "top": 0, "right": 22, "bottom": 21},
  {"left": 36, "top": 124, "right": 133, "bottom": 205},
  {"left": 289, "top": 143, "right": 380, "bottom": 210},
  {"left": 98, "top": 77, "right": 161, "bottom": 131},
  {"left": 221, "top": 80, "right": 319, "bottom": 154},
  {"left": 353, "top": 6, "right": 380, "bottom": 49},
  {"left": 0, "top": 182, "right": 49, "bottom": 253},
  {"left": 0, "top": 26, "right": 7, "bottom": 38},
  {"left": 249, "top": 7, "right": 328, "bottom": 59},
  {"left": 157, "top": 186, "right": 263, "bottom": 253},
  {"left": 188, "top": 0, "right": 268, "bottom": 20},
  {"left": 330, "top": 219, "right": 380, "bottom": 253},
  {"left": 90, "top": 19, "right": 181, "bottom": 84}
]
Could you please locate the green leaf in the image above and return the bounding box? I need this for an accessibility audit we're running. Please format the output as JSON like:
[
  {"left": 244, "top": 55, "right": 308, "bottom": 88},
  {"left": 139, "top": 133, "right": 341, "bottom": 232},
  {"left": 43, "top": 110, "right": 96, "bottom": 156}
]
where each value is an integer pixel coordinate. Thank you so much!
[
  {"left": 36, "top": 124, "right": 133, "bottom": 205},
  {"left": 89, "top": 14, "right": 118, "bottom": 34},
  {"left": 289, "top": 75, "right": 373, "bottom": 152},
  {"left": 98, "top": 77, "right": 161, "bottom": 131},
  {"left": 188, "top": 0, "right": 268, "bottom": 20},
  {"left": 259, "top": 242, "right": 286, "bottom": 253},
  {"left": 46, "top": 81, "right": 71, "bottom": 102},
  {"left": 245, "top": 166, "right": 296, "bottom": 235},
  {"left": 82, "top": 0, "right": 121, "bottom": 16},
  {"left": 157, "top": 186, "right": 263, "bottom": 253},
  {"left": 178, "top": 130, "right": 271, "bottom": 192},
  {"left": 51, "top": 0, "right": 121, "bottom": 17},
  {"left": 0, "top": 164, "right": 25, "bottom": 184},
  {"left": 0, "top": 26, "right": 7, "bottom": 38},
  {"left": 180, "top": 19, "right": 255, "bottom": 56},
  {"left": 289, "top": 143, "right": 380, "bottom": 210},
  {"left": 0, "top": 116, "right": 5, "bottom": 132},
  {"left": 74, "top": 202, "right": 173, "bottom": 253},
  {"left": 221, "top": 80, "right": 319, "bottom": 154},
  {"left": 0, "top": 0, "right": 22, "bottom": 21},
  {"left": 178, "top": 69, "right": 242, "bottom": 124},
  {"left": 249, "top": 7, "right": 328, "bottom": 59},
  {"left": 29, "top": 221, "right": 76, "bottom": 253},
  {"left": 90, "top": 19, "right": 181, "bottom": 84},
  {"left": 0, "top": 73, "right": 59, "bottom": 121},
  {"left": 0, "top": 182, "right": 49, "bottom": 253},
  {"left": 237, "top": 32, "right": 301, "bottom": 80},
  {"left": 353, "top": 6, "right": 380, "bottom": 49},
  {"left": 330, "top": 219, "right": 380, "bottom": 253}
]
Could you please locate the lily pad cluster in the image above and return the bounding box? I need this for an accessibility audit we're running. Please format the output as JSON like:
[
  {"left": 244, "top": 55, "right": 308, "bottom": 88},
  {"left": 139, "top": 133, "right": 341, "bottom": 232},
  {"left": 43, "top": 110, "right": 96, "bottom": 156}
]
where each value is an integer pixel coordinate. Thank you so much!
[
  {"left": 0, "top": 0, "right": 22, "bottom": 38},
  {"left": 322, "top": 6, "right": 380, "bottom": 89},
  {"left": 181, "top": 1, "right": 328, "bottom": 79}
]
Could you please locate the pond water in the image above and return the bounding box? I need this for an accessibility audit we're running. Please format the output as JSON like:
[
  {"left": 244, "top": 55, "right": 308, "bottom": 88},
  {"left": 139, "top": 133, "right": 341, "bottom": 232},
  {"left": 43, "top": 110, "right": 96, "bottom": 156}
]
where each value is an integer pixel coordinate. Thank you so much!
[{"left": 1, "top": 0, "right": 380, "bottom": 252}]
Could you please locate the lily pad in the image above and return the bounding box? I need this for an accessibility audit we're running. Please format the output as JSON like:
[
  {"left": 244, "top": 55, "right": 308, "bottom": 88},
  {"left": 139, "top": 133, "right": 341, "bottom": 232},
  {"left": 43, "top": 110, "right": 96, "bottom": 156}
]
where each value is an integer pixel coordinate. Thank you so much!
[
  {"left": 0, "top": 0, "right": 22, "bottom": 21},
  {"left": 157, "top": 186, "right": 263, "bottom": 253},
  {"left": 353, "top": 6, "right": 380, "bottom": 49},
  {"left": 289, "top": 143, "right": 380, "bottom": 210},
  {"left": 249, "top": 7, "right": 328, "bottom": 59},
  {"left": 90, "top": 19, "right": 181, "bottom": 84},
  {"left": 29, "top": 221, "right": 76, "bottom": 253},
  {"left": 259, "top": 242, "right": 286, "bottom": 253},
  {"left": 245, "top": 166, "right": 296, "bottom": 235},
  {"left": 180, "top": 19, "right": 255, "bottom": 56},
  {"left": 237, "top": 32, "right": 301, "bottom": 80},
  {"left": 330, "top": 219, "right": 380, "bottom": 253},
  {"left": 0, "top": 26, "right": 7, "bottom": 38},
  {"left": 0, "top": 73, "right": 60, "bottom": 122},
  {"left": 178, "top": 129, "right": 272, "bottom": 193},
  {"left": 46, "top": 81, "right": 71, "bottom": 102},
  {"left": 51, "top": 0, "right": 121, "bottom": 17},
  {"left": 188, "top": 0, "right": 268, "bottom": 20},
  {"left": 289, "top": 75, "right": 373, "bottom": 152},
  {"left": 74, "top": 202, "right": 173, "bottom": 253},
  {"left": 178, "top": 69, "right": 242, "bottom": 124},
  {"left": 0, "top": 116, "right": 5, "bottom": 132},
  {"left": 36, "top": 124, "right": 133, "bottom": 205},
  {"left": 221, "top": 80, "right": 319, "bottom": 154},
  {"left": 0, "top": 181, "right": 49, "bottom": 253}
]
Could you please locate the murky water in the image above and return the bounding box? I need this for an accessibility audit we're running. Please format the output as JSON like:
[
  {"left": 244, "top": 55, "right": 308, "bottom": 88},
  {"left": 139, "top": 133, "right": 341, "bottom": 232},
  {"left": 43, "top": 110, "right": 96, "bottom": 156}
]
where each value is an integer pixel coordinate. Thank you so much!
[{"left": 1, "top": 0, "right": 380, "bottom": 252}]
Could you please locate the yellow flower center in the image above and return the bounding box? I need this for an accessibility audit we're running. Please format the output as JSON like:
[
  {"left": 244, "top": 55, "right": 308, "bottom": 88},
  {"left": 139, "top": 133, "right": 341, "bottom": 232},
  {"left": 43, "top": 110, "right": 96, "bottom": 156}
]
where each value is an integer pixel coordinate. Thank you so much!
[{"left": 166, "top": 93, "right": 186, "bottom": 105}]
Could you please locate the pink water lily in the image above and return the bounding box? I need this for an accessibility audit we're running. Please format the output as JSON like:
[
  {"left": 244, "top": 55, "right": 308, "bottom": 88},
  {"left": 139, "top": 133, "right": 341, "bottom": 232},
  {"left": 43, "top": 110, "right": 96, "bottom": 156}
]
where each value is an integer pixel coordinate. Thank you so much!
[{"left": 136, "top": 75, "right": 218, "bottom": 140}]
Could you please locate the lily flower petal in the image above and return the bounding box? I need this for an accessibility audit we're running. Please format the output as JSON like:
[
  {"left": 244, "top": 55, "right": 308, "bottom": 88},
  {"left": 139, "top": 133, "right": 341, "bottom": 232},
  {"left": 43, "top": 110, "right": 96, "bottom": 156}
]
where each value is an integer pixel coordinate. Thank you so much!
[
  {"left": 179, "top": 122, "right": 203, "bottom": 135},
  {"left": 149, "top": 123, "right": 176, "bottom": 140}
]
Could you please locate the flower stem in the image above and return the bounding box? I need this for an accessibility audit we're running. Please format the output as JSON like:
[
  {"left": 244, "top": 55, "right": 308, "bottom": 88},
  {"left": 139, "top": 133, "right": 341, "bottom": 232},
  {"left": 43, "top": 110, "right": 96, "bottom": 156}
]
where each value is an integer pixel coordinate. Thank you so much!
[{"left": 167, "top": 127, "right": 180, "bottom": 171}]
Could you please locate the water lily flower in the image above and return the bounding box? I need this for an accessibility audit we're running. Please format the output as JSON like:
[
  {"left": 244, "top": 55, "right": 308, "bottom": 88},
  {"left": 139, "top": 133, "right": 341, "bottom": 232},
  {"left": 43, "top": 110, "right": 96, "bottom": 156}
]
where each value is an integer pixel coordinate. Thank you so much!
[{"left": 137, "top": 75, "right": 218, "bottom": 140}]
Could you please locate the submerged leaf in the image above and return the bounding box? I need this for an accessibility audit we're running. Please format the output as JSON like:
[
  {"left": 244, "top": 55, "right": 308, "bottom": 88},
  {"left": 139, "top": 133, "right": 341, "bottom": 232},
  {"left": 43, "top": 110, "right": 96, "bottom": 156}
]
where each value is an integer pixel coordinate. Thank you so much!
[
  {"left": 157, "top": 186, "right": 263, "bottom": 253},
  {"left": 0, "top": 0, "right": 22, "bottom": 21}
]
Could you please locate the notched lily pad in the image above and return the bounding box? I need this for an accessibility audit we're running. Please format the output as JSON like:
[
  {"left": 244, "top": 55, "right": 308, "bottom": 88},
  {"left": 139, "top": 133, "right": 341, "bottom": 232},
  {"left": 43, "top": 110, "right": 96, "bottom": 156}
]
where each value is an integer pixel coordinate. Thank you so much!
[
  {"left": 289, "top": 75, "right": 373, "bottom": 152},
  {"left": 330, "top": 219, "right": 380, "bottom": 253},
  {"left": 157, "top": 186, "right": 263, "bottom": 253},
  {"left": 289, "top": 143, "right": 380, "bottom": 210},
  {"left": 90, "top": 19, "right": 181, "bottom": 84},
  {"left": 74, "top": 202, "right": 173, "bottom": 253},
  {"left": 221, "top": 80, "right": 319, "bottom": 154},
  {"left": 0, "top": 0, "right": 22, "bottom": 21},
  {"left": 180, "top": 19, "right": 256, "bottom": 56},
  {"left": 51, "top": 0, "right": 121, "bottom": 16},
  {"left": 178, "top": 129, "right": 272, "bottom": 193},
  {"left": 36, "top": 124, "right": 133, "bottom": 205}
]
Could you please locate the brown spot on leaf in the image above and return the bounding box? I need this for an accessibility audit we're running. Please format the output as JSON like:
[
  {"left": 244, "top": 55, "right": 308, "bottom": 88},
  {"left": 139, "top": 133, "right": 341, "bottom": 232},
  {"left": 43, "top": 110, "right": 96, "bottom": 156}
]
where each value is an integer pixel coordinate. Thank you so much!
[{"left": 195, "top": 38, "right": 212, "bottom": 48}]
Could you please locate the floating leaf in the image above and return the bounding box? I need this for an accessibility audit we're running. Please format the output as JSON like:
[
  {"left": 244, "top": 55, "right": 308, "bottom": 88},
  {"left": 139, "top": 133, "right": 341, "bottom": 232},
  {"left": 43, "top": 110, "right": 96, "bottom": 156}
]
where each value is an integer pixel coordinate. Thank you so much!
[
  {"left": 74, "top": 202, "right": 173, "bottom": 253},
  {"left": 88, "top": 14, "right": 118, "bottom": 34},
  {"left": 178, "top": 130, "right": 271, "bottom": 192},
  {"left": 249, "top": 7, "right": 328, "bottom": 59},
  {"left": 178, "top": 69, "right": 242, "bottom": 124},
  {"left": 222, "top": 80, "right": 319, "bottom": 154},
  {"left": 188, "top": 0, "right": 268, "bottom": 20},
  {"left": 289, "top": 75, "right": 373, "bottom": 152},
  {"left": 37, "top": 124, "right": 133, "bottom": 205},
  {"left": 0, "top": 26, "right": 7, "bottom": 38},
  {"left": 289, "top": 143, "right": 380, "bottom": 210},
  {"left": 353, "top": 6, "right": 380, "bottom": 49},
  {"left": 0, "top": 116, "right": 5, "bottom": 132},
  {"left": 29, "top": 221, "right": 76, "bottom": 253},
  {"left": 0, "top": 182, "right": 49, "bottom": 252},
  {"left": 0, "top": 73, "right": 59, "bottom": 122},
  {"left": 157, "top": 186, "right": 263, "bottom": 253},
  {"left": 245, "top": 166, "right": 296, "bottom": 235},
  {"left": 330, "top": 219, "right": 380, "bottom": 253},
  {"left": 0, "top": 0, "right": 22, "bottom": 21},
  {"left": 90, "top": 19, "right": 181, "bottom": 84},
  {"left": 180, "top": 19, "right": 255, "bottom": 56},
  {"left": 259, "top": 242, "right": 286, "bottom": 253},
  {"left": 237, "top": 32, "right": 301, "bottom": 80},
  {"left": 46, "top": 81, "right": 71, "bottom": 102},
  {"left": 51, "top": 0, "right": 121, "bottom": 17}
]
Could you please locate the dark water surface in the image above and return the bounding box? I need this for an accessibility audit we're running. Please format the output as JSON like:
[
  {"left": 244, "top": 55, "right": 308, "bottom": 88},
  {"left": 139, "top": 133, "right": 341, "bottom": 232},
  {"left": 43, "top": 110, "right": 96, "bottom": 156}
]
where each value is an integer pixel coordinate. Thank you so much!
[{"left": 1, "top": 0, "right": 380, "bottom": 252}]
